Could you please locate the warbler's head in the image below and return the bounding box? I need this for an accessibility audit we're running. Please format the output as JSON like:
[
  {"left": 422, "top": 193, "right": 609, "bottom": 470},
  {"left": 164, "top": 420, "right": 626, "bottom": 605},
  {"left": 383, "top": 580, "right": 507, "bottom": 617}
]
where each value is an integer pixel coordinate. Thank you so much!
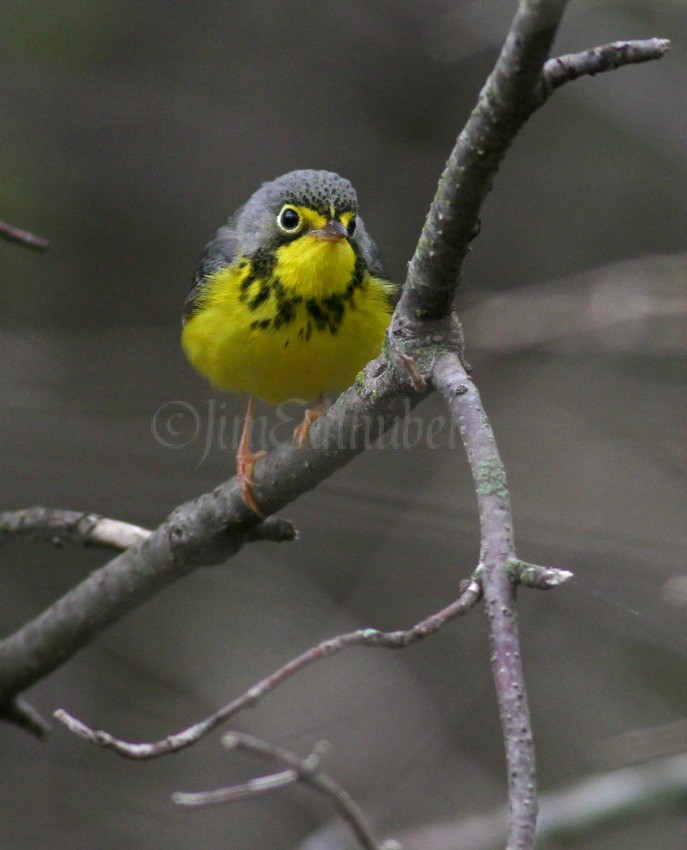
[{"left": 233, "top": 170, "right": 384, "bottom": 296}]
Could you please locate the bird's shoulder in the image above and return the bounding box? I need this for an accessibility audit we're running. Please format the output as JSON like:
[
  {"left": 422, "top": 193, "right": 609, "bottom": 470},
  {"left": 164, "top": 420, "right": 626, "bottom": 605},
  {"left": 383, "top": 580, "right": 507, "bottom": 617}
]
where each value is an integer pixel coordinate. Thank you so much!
[
  {"left": 355, "top": 218, "right": 399, "bottom": 307},
  {"left": 183, "top": 213, "right": 242, "bottom": 323}
]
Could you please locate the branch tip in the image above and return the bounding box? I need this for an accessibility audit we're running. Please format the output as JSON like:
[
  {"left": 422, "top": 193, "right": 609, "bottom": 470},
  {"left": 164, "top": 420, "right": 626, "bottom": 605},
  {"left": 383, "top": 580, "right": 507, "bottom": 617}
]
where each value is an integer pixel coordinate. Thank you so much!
[
  {"left": 53, "top": 708, "right": 93, "bottom": 740},
  {"left": 222, "top": 731, "right": 239, "bottom": 749},
  {"left": 508, "top": 560, "right": 573, "bottom": 589},
  {"left": 245, "top": 515, "right": 298, "bottom": 543},
  {"left": 542, "top": 38, "right": 672, "bottom": 98}
]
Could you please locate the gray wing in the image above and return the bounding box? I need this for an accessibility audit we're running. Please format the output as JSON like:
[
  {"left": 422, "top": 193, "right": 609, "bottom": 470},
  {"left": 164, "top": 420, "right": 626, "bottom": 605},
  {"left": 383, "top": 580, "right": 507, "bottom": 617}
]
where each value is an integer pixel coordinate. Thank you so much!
[
  {"left": 354, "top": 215, "right": 386, "bottom": 278},
  {"left": 182, "top": 215, "right": 241, "bottom": 323},
  {"left": 355, "top": 216, "right": 400, "bottom": 307}
]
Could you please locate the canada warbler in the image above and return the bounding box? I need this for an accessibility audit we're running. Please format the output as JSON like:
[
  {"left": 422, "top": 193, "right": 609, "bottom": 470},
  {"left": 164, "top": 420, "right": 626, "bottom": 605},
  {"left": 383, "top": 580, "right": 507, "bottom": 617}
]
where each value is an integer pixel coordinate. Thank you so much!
[{"left": 182, "top": 170, "right": 396, "bottom": 514}]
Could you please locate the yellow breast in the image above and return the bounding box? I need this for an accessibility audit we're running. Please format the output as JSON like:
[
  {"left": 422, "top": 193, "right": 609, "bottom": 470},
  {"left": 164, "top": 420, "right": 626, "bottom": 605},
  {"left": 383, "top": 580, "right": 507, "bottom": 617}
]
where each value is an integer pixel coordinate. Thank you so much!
[{"left": 182, "top": 235, "right": 393, "bottom": 404}]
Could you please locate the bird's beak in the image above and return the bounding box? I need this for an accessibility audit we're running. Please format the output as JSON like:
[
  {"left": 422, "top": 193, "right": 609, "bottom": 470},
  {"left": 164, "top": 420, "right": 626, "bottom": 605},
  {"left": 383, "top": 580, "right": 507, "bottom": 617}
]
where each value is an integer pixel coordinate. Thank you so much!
[{"left": 311, "top": 219, "right": 348, "bottom": 242}]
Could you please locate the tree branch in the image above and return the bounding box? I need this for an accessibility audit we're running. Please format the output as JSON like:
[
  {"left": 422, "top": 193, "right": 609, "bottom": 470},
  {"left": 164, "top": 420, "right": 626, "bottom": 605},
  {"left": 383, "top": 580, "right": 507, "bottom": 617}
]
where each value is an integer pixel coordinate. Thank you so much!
[
  {"left": 399, "top": 0, "right": 569, "bottom": 321},
  {"left": 0, "top": 507, "right": 297, "bottom": 701},
  {"left": 433, "top": 353, "right": 537, "bottom": 848}
]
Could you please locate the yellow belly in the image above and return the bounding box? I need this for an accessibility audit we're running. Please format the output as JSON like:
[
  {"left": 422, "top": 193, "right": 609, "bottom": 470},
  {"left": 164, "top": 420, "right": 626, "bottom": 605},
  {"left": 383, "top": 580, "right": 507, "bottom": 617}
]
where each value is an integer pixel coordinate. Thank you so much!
[{"left": 182, "top": 263, "right": 392, "bottom": 404}]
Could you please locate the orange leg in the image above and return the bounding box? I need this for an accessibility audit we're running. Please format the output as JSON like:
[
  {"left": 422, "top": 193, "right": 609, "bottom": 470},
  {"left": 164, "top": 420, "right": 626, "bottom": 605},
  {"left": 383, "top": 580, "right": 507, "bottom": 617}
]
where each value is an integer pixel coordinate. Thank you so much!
[
  {"left": 293, "top": 395, "right": 326, "bottom": 447},
  {"left": 394, "top": 351, "right": 427, "bottom": 392},
  {"left": 236, "top": 396, "right": 266, "bottom": 516}
]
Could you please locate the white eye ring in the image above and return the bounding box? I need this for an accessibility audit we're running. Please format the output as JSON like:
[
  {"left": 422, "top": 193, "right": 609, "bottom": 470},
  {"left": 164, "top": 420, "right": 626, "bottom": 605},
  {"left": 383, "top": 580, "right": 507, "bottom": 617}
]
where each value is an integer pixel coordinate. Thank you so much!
[{"left": 277, "top": 206, "right": 301, "bottom": 233}]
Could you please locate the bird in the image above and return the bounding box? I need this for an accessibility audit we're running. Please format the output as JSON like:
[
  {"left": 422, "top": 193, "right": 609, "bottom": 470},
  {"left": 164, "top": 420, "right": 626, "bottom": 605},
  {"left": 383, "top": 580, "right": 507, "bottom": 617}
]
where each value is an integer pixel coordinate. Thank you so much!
[{"left": 182, "top": 170, "right": 396, "bottom": 515}]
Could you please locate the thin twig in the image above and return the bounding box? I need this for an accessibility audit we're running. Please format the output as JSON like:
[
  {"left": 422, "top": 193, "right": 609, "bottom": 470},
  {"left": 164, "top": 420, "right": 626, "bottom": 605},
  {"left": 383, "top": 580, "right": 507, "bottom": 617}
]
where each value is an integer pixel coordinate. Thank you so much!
[
  {"left": 0, "top": 507, "right": 151, "bottom": 551},
  {"left": 0, "top": 219, "right": 49, "bottom": 251},
  {"left": 0, "top": 506, "right": 295, "bottom": 552},
  {"left": 55, "top": 573, "right": 484, "bottom": 758},
  {"left": 175, "top": 765, "right": 298, "bottom": 805},
  {"left": 540, "top": 39, "right": 671, "bottom": 97},
  {"left": 174, "top": 733, "right": 399, "bottom": 850}
]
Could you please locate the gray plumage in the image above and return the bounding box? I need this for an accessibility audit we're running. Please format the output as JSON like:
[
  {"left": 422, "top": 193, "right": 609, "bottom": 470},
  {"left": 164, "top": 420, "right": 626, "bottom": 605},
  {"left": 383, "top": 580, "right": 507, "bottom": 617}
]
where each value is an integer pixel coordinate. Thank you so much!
[{"left": 183, "top": 170, "right": 388, "bottom": 322}]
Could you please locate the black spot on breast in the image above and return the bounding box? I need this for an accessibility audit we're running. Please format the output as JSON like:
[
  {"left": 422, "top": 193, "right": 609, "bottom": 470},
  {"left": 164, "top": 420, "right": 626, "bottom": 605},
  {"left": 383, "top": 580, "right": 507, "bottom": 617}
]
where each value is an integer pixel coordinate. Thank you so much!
[
  {"left": 248, "top": 279, "right": 271, "bottom": 311},
  {"left": 239, "top": 250, "right": 276, "bottom": 304},
  {"left": 250, "top": 247, "right": 276, "bottom": 279},
  {"left": 342, "top": 257, "right": 367, "bottom": 308},
  {"left": 307, "top": 295, "right": 345, "bottom": 336},
  {"left": 323, "top": 294, "right": 345, "bottom": 324},
  {"left": 306, "top": 299, "right": 328, "bottom": 331},
  {"left": 274, "top": 300, "right": 297, "bottom": 328},
  {"left": 272, "top": 278, "right": 301, "bottom": 329},
  {"left": 238, "top": 274, "right": 252, "bottom": 302},
  {"left": 250, "top": 318, "right": 271, "bottom": 330}
]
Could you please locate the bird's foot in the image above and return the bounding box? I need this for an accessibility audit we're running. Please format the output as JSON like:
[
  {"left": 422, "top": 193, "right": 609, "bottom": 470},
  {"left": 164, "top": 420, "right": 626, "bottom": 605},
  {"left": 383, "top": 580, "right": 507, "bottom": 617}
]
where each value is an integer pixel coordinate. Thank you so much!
[
  {"left": 293, "top": 397, "right": 326, "bottom": 447},
  {"left": 236, "top": 396, "right": 266, "bottom": 517},
  {"left": 393, "top": 351, "right": 428, "bottom": 392},
  {"left": 236, "top": 446, "right": 267, "bottom": 517}
]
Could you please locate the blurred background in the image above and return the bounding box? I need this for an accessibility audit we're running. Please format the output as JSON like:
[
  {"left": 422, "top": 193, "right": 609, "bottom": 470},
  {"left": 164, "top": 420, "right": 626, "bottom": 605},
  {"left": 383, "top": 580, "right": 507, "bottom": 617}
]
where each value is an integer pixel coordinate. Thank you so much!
[{"left": 1, "top": 1, "right": 685, "bottom": 848}]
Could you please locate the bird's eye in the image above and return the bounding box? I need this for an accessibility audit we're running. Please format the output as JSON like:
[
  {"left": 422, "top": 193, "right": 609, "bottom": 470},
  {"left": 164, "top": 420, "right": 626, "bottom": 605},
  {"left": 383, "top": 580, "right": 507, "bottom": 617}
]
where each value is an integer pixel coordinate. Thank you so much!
[
  {"left": 347, "top": 216, "right": 356, "bottom": 236},
  {"left": 277, "top": 206, "right": 301, "bottom": 233}
]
